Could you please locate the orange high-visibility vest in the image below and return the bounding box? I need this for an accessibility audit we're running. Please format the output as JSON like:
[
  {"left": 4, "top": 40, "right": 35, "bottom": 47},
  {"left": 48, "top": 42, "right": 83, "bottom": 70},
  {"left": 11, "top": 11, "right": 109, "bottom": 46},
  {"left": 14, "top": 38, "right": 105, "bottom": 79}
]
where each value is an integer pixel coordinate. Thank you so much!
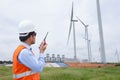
[{"left": 12, "top": 45, "right": 40, "bottom": 80}]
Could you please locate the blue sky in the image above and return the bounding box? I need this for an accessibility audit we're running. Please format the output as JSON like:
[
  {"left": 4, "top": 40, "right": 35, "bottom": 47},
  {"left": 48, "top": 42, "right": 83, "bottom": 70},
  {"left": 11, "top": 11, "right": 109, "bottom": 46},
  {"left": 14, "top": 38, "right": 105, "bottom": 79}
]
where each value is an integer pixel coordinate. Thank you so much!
[{"left": 0, "top": 0, "right": 120, "bottom": 62}]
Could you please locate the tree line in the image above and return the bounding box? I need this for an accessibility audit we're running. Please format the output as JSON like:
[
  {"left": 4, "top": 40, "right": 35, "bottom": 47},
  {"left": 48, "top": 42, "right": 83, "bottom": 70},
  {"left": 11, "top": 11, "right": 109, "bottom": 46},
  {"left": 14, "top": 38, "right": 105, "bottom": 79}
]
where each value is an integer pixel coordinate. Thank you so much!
[{"left": 0, "top": 60, "right": 12, "bottom": 64}]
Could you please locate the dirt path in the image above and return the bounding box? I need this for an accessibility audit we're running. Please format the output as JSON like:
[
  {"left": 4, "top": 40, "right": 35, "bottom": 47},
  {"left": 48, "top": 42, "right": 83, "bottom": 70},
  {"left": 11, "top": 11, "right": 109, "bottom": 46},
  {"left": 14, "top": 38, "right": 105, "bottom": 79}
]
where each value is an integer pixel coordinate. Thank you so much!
[{"left": 65, "top": 62, "right": 115, "bottom": 68}]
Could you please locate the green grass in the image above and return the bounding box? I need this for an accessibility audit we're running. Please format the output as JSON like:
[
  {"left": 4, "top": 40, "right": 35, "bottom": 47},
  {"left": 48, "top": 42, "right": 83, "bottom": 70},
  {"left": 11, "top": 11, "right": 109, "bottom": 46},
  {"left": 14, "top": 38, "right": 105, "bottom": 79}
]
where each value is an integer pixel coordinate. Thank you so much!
[
  {"left": 0, "top": 66, "right": 120, "bottom": 80},
  {"left": 0, "top": 66, "right": 12, "bottom": 80}
]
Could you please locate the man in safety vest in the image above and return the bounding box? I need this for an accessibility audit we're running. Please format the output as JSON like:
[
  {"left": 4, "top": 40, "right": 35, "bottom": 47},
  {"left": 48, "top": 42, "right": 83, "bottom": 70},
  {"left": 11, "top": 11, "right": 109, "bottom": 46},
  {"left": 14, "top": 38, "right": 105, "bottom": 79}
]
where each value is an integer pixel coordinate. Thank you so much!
[{"left": 12, "top": 20, "right": 47, "bottom": 80}]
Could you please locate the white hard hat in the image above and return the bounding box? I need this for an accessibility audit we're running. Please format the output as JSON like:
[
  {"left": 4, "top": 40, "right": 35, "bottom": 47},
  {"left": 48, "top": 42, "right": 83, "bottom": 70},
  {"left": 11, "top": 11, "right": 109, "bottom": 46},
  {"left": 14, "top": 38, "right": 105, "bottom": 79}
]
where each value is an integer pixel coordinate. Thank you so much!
[{"left": 18, "top": 20, "right": 36, "bottom": 33}]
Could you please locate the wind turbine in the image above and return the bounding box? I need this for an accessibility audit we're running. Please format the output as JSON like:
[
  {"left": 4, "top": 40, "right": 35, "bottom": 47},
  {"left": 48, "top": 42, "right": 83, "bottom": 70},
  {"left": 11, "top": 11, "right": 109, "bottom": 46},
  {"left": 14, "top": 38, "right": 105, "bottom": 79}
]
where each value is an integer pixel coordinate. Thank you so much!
[
  {"left": 67, "top": 2, "right": 78, "bottom": 60},
  {"left": 76, "top": 17, "right": 92, "bottom": 62},
  {"left": 96, "top": 0, "right": 106, "bottom": 63},
  {"left": 115, "top": 49, "right": 120, "bottom": 63}
]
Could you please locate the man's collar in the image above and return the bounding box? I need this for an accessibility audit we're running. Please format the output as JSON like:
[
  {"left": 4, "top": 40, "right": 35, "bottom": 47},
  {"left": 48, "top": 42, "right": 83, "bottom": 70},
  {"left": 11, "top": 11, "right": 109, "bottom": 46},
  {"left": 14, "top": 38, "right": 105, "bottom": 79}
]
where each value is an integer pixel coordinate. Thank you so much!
[{"left": 21, "top": 42, "right": 32, "bottom": 50}]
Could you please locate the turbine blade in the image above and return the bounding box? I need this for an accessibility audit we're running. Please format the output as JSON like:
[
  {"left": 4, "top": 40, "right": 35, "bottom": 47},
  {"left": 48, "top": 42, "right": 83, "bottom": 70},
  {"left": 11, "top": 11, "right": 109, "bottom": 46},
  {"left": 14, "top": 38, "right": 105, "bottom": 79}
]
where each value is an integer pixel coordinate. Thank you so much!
[
  {"left": 76, "top": 16, "right": 86, "bottom": 27},
  {"left": 67, "top": 2, "right": 74, "bottom": 45},
  {"left": 71, "top": 2, "right": 74, "bottom": 21},
  {"left": 85, "top": 28, "right": 87, "bottom": 39},
  {"left": 67, "top": 21, "right": 72, "bottom": 45}
]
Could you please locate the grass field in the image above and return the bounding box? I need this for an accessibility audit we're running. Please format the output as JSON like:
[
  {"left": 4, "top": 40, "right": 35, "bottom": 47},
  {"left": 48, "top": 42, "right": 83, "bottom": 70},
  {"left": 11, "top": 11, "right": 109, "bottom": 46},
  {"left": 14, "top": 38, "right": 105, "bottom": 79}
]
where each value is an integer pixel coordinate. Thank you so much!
[{"left": 0, "top": 66, "right": 120, "bottom": 80}]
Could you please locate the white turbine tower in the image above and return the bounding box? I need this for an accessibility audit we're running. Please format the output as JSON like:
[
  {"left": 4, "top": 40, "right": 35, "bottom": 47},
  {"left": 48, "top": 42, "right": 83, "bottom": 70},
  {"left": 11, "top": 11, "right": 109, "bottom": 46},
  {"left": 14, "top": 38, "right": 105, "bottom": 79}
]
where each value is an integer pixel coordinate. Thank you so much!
[
  {"left": 115, "top": 49, "right": 120, "bottom": 63},
  {"left": 67, "top": 2, "right": 78, "bottom": 60},
  {"left": 77, "top": 17, "right": 92, "bottom": 62},
  {"left": 96, "top": 0, "right": 106, "bottom": 63}
]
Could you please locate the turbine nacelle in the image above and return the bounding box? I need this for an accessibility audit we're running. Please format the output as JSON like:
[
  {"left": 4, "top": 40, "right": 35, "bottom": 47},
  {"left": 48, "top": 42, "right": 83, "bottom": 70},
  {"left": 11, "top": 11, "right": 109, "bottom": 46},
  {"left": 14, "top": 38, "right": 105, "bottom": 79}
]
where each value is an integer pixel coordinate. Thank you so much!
[{"left": 71, "top": 20, "right": 78, "bottom": 22}]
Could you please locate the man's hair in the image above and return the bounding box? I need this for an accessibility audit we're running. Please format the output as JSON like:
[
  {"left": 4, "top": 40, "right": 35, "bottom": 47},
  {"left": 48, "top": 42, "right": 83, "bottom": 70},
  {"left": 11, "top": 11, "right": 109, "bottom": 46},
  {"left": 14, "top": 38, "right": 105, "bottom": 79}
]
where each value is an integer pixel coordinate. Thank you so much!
[{"left": 19, "top": 31, "right": 36, "bottom": 42}]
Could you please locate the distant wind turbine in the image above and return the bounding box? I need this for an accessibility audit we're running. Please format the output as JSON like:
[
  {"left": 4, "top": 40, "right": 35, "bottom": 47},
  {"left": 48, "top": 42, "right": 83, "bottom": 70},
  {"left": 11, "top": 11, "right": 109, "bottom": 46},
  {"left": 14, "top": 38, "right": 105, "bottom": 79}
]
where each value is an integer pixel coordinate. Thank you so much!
[
  {"left": 115, "top": 49, "right": 120, "bottom": 63},
  {"left": 76, "top": 17, "right": 92, "bottom": 62},
  {"left": 67, "top": 2, "right": 78, "bottom": 60}
]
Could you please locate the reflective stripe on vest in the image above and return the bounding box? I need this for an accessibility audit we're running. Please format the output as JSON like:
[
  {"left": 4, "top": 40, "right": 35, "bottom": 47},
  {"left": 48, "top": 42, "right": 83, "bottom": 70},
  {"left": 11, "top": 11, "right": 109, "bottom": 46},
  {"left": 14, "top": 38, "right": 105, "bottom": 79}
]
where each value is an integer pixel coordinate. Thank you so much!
[{"left": 13, "top": 71, "right": 36, "bottom": 79}]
